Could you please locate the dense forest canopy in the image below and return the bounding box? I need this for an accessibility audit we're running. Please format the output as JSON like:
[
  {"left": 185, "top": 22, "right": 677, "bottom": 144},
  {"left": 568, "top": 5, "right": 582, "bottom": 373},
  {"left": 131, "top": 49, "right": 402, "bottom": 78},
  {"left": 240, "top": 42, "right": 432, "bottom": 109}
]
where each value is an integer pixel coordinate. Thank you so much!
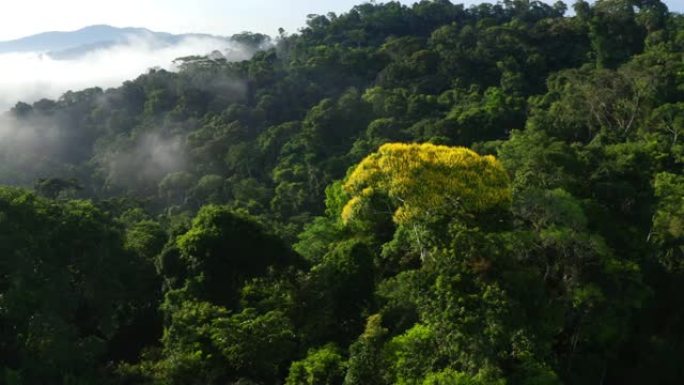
[{"left": 1, "top": 0, "right": 683, "bottom": 384}]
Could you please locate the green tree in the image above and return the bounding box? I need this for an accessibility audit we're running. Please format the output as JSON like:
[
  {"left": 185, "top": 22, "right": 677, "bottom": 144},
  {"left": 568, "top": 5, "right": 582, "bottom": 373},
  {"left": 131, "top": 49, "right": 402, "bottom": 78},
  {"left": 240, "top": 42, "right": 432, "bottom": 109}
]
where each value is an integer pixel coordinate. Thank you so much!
[
  {"left": 286, "top": 344, "right": 347, "bottom": 385},
  {"left": 176, "top": 205, "right": 296, "bottom": 307}
]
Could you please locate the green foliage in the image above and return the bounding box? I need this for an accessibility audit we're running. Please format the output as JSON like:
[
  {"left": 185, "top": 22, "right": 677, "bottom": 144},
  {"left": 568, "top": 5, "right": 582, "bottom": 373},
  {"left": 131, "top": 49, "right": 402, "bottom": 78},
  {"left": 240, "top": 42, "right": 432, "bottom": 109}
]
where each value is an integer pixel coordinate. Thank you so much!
[
  {"left": 651, "top": 172, "right": 684, "bottom": 270},
  {"left": 420, "top": 369, "right": 504, "bottom": 385},
  {"left": 176, "top": 204, "right": 295, "bottom": 306},
  {"left": 1, "top": 1, "right": 683, "bottom": 384},
  {"left": 286, "top": 344, "right": 347, "bottom": 385},
  {"left": 0, "top": 188, "right": 157, "bottom": 383},
  {"left": 297, "top": 239, "right": 376, "bottom": 346},
  {"left": 135, "top": 293, "right": 297, "bottom": 384},
  {"left": 343, "top": 314, "right": 388, "bottom": 385},
  {"left": 385, "top": 324, "right": 440, "bottom": 385}
]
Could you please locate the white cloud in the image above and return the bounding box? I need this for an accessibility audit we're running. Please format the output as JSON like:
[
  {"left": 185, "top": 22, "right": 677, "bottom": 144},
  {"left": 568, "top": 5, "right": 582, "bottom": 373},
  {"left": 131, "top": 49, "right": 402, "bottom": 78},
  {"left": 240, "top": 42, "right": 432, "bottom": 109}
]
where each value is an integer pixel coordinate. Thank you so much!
[{"left": 0, "top": 34, "right": 249, "bottom": 111}]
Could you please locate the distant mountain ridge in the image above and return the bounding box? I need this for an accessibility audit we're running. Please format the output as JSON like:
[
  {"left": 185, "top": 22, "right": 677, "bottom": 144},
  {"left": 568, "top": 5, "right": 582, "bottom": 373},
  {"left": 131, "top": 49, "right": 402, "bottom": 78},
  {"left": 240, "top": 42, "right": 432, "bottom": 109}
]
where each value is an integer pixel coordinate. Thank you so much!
[{"left": 0, "top": 25, "right": 227, "bottom": 58}]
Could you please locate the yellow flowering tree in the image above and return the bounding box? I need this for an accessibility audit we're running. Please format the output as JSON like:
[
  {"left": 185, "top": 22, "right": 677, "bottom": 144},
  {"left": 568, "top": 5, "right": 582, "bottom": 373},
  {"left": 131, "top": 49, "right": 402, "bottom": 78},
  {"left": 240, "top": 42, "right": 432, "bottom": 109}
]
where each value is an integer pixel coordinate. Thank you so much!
[{"left": 341, "top": 143, "right": 511, "bottom": 225}]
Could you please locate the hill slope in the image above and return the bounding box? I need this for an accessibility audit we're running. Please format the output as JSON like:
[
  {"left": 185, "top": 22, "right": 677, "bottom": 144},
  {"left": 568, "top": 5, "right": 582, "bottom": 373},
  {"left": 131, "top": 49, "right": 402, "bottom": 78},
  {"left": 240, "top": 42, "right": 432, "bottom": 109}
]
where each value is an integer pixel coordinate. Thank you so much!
[{"left": 0, "top": 1, "right": 683, "bottom": 385}]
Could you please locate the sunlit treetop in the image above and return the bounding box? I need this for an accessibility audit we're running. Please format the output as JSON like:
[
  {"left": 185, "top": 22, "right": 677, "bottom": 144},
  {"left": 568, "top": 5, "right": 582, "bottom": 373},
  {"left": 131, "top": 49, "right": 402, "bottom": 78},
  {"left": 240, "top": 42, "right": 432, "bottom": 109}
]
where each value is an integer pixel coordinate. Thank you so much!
[{"left": 341, "top": 143, "right": 511, "bottom": 225}]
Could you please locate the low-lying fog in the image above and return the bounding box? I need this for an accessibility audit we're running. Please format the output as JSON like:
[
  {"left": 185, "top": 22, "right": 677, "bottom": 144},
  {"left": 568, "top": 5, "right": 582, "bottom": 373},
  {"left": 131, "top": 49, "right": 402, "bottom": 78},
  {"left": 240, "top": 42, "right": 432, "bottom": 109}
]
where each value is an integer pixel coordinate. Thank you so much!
[{"left": 0, "top": 34, "right": 253, "bottom": 111}]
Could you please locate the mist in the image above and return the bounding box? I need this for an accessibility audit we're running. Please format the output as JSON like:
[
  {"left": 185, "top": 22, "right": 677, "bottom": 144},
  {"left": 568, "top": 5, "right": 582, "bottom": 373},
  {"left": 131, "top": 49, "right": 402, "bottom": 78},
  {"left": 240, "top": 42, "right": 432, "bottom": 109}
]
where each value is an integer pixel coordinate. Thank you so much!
[
  {"left": 0, "top": 34, "right": 255, "bottom": 112},
  {"left": 0, "top": 109, "right": 191, "bottom": 192},
  {"left": 101, "top": 132, "right": 187, "bottom": 192},
  {"left": 0, "top": 113, "right": 72, "bottom": 185}
]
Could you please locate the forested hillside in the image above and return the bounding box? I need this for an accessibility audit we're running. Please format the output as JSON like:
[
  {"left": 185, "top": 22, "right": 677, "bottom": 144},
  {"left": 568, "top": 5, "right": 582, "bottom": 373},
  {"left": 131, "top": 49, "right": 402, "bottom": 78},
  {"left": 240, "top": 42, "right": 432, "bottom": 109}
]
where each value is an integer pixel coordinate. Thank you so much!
[{"left": 1, "top": 1, "right": 683, "bottom": 384}]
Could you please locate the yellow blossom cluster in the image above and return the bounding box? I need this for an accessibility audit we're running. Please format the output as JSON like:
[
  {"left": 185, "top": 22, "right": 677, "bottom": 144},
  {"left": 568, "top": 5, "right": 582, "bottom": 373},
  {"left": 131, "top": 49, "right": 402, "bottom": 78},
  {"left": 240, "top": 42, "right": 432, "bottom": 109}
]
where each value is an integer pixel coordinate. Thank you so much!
[{"left": 342, "top": 143, "right": 511, "bottom": 224}]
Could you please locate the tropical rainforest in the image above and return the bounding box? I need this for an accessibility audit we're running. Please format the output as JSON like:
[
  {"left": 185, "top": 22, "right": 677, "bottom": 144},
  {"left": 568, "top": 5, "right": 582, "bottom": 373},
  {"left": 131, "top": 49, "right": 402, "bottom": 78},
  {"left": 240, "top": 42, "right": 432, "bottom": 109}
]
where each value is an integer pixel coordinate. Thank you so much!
[{"left": 1, "top": 0, "right": 683, "bottom": 384}]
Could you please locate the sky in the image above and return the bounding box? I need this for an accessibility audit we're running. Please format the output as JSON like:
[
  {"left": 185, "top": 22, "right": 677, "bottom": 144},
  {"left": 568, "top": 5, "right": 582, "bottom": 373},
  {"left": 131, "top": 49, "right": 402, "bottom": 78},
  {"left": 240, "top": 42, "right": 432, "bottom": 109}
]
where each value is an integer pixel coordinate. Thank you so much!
[{"left": 0, "top": 0, "right": 682, "bottom": 41}]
